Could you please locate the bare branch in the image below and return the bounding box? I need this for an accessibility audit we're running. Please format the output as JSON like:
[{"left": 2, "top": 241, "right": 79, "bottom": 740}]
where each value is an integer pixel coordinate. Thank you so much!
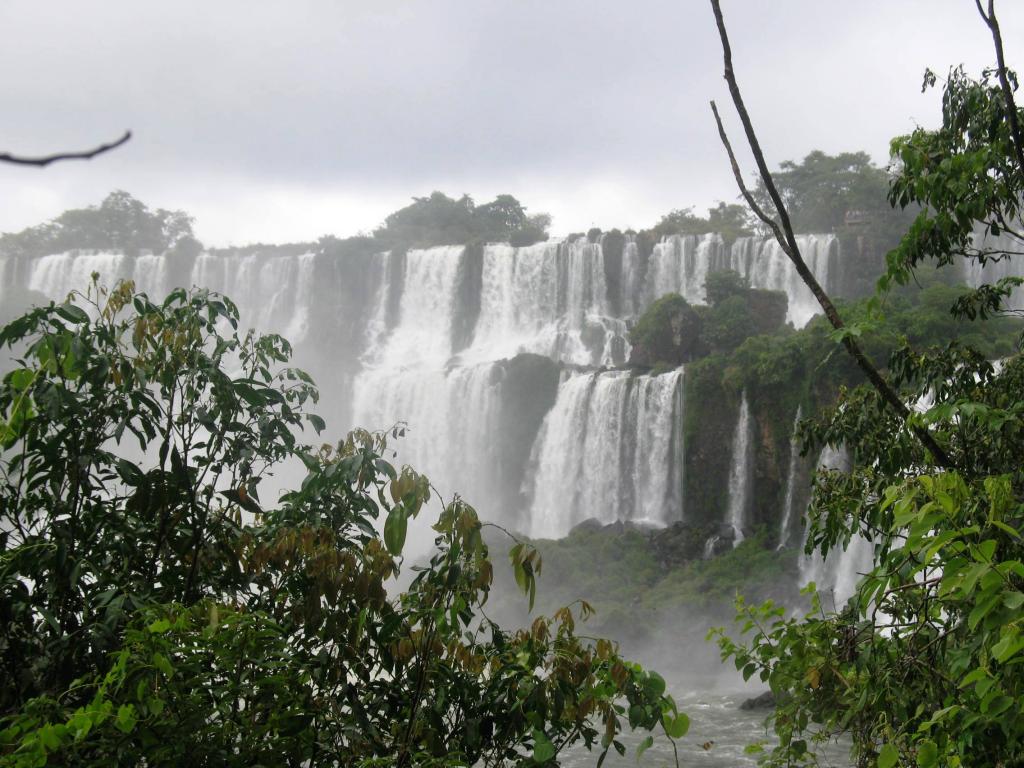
[
  {"left": 0, "top": 130, "right": 131, "bottom": 167},
  {"left": 708, "top": 0, "right": 955, "bottom": 470},
  {"left": 709, "top": 100, "right": 783, "bottom": 239},
  {"left": 976, "top": 0, "right": 1024, "bottom": 176}
]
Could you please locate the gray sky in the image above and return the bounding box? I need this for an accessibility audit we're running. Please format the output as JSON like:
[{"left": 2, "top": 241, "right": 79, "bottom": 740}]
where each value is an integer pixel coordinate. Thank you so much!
[{"left": 0, "top": 1, "right": 1020, "bottom": 246}]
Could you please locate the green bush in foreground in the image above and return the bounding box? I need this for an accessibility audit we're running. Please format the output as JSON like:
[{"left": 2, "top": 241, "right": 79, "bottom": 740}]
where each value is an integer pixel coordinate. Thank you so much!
[{"left": 0, "top": 280, "right": 685, "bottom": 767}]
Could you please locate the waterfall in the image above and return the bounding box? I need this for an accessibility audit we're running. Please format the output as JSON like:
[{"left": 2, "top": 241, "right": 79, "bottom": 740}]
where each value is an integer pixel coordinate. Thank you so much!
[
  {"left": 645, "top": 234, "right": 727, "bottom": 306},
  {"left": 525, "top": 368, "right": 684, "bottom": 539},
  {"left": 729, "top": 235, "right": 835, "bottom": 327},
  {"left": 636, "top": 233, "right": 834, "bottom": 327},
  {"left": 28, "top": 251, "right": 132, "bottom": 301},
  {"left": 776, "top": 405, "right": 803, "bottom": 550},
  {"left": 798, "top": 445, "right": 874, "bottom": 605},
  {"left": 9, "top": 231, "right": 852, "bottom": 542},
  {"left": 465, "top": 240, "right": 629, "bottom": 366},
  {"left": 350, "top": 246, "right": 507, "bottom": 507},
  {"left": 192, "top": 250, "right": 318, "bottom": 344},
  {"left": 961, "top": 231, "right": 1024, "bottom": 310},
  {"left": 726, "top": 393, "right": 753, "bottom": 545}
]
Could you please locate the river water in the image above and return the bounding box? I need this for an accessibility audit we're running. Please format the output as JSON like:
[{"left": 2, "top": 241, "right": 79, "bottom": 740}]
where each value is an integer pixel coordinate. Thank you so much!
[{"left": 560, "top": 687, "right": 850, "bottom": 767}]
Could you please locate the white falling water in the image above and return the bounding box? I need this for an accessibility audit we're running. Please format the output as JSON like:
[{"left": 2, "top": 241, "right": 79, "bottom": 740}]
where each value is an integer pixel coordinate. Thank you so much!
[
  {"left": 726, "top": 393, "right": 753, "bottom": 545},
  {"left": 637, "top": 233, "right": 834, "bottom": 327},
  {"left": 729, "top": 235, "right": 835, "bottom": 327},
  {"left": 798, "top": 445, "right": 874, "bottom": 606},
  {"left": 361, "top": 251, "right": 395, "bottom": 358},
  {"left": 776, "top": 405, "right": 803, "bottom": 550},
  {"left": 351, "top": 246, "right": 498, "bottom": 507},
  {"left": 525, "top": 368, "right": 684, "bottom": 539},
  {"left": 961, "top": 231, "right": 1024, "bottom": 310},
  {"left": 466, "top": 240, "right": 629, "bottom": 366},
  {"left": 644, "top": 233, "right": 726, "bottom": 306},
  {"left": 28, "top": 251, "right": 131, "bottom": 301},
  {"left": 191, "top": 250, "right": 318, "bottom": 344}
]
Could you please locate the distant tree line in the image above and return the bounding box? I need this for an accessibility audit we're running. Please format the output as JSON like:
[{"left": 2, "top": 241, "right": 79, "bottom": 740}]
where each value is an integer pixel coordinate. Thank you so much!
[
  {"left": 0, "top": 151, "right": 915, "bottom": 261},
  {"left": 0, "top": 191, "right": 200, "bottom": 259}
]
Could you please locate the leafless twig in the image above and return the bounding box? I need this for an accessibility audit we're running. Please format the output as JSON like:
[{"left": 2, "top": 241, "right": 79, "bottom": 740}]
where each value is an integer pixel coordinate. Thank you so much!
[
  {"left": 0, "top": 130, "right": 131, "bottom": 167},
  {"left": 975, "top": 0, "right": 1024, "bottom": 176}
]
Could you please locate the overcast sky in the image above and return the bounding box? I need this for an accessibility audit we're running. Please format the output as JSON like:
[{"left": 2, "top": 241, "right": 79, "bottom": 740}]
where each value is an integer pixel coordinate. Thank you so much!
[{"left": 0, "top": 1, "right": 1021, "bottom": 246}]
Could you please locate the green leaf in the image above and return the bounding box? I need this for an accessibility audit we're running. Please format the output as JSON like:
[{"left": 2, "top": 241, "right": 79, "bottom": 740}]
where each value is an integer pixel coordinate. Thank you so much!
[
  {"left": 878, "top": 743, "right": 899, "bottom": 768},
  {"left": 664, "top": 713, "right": 689, "bottom": 739},
  {"left": 383, "top": 505, "right": 408, "bottom": 556},
  {"left": 533, "top": 729, "right": 555, "bottom": 763},
  {"left": 55, "top": 303, "right": 89, "bottom": 324},
  {"left": 916, "top": 739, "right": 938, "bottom": 767},
  {"left": 115, "top": 704, "right": 136, "bottom": 734},
  {"left": 636, "top": 735, "right": 654, "bottom": 761}
]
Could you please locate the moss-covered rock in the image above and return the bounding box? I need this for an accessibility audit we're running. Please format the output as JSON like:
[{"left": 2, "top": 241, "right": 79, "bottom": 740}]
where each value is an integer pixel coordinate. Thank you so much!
[{"left": 628, "top": 293, "right": 705, "bottom": 368}]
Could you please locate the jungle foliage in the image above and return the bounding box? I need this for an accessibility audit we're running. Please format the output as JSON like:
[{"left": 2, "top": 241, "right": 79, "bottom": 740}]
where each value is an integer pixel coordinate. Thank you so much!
[
  {"left": 0, "top": 280, "right": 685, "bottom": 766},
  {"left": 712, "top": 21, "right": 1024, "bottom": 768}
]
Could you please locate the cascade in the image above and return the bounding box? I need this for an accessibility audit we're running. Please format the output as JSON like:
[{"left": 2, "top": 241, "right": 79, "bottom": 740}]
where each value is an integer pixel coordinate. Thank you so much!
[
  {"left": 351, "top": 246, "right": 505, "bottom": 506},
  {"left": 191, "top": 250, "right": 318, "bottom": 344},
  {"left": 27, "top": 251, "right": 132, "bottom": 300},
  {"left": 1, "top": 230, "right": 848, "bottom": 545},
  {"left": 726, "top": 393, "right": 752, "bottom": 545},
  {"left": 798, "top": 445, "right": 874, "bottom": 605},
  {"left": 728, "top": 235, "right": 835, "bottom": 327},
  {"left": 776, "top": 405, "right": 803, "bottom": 550},
  {"left": 961, "top": 231, "right": 1024, "bottom": 310},
  {"left": 644, "top": 233, "right": 727, "bottom": 306},
  {"left": 525, "top": 368, "right": 684, "bottom": 539},
  {"left": 465, "top": 239, "right": 629, "bottom": 367},
  {"left": 637, "top": 233, "right": 835, "bottom": 327}
]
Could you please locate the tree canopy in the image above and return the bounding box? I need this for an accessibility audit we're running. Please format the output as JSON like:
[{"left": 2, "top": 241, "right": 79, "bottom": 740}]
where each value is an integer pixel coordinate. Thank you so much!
[
  {"left": 750, "top": 150, "right": 917, "bottom": 245},
  {"left": 373, "top": 191, "right": 551, "bottom": 251},
  {"left": 0, "top": 191, "right": 198, "bottom": 259}
]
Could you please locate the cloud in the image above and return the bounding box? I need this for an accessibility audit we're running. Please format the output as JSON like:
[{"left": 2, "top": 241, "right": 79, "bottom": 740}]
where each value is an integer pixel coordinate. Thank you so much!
[{"left": 0, "top": 0, "right": 1020, "bottom": 244}]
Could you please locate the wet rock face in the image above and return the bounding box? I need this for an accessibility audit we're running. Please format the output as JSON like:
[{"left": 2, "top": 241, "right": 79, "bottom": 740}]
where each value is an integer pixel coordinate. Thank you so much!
[{"left": 739, "top": 690, "right": 776, "bottom": 710}]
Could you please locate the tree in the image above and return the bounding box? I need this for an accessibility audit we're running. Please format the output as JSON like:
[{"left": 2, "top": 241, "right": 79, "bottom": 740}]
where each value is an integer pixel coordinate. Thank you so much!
[
  {"left": 750, "top": 150, "right": 915, "bottom": 243},
  {"left": 0, "top": 191, "right": 197, "bottom": 258},
  {"left": 372, "top": 192, "right": 551, "bottom": 250},
  {"left": 0, "top": 280, "right": 686, "bottom": 766},
  {"left": 708, "top": 1, "right": 1024, "bottom": 765},
  {"left": 649, "top": 203, "right": 753, "bottom": 243}
]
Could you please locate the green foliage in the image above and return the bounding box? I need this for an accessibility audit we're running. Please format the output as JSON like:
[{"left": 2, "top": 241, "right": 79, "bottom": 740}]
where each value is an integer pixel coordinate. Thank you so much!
[
  {"left": 373, "top": 191, "right": 550, "bottom": 251},
  {"left": 704, "top": 295, "right": 757, "bottom": 354},
  {"left": 713, "top": 49, "right": 1024, "bottom": 768},
  {"left": 0, "top": 191, "right": 197, "bottom": 258},
  {"left": 704, "top": 269, "right": 750, "bottom": 306},
  {"left": 648, "top": 203, "right": 753, "bottom": 244},
  {"left": 752, "top": 150, "right": 916, "bottom": 243},
  {"left": 0, "top": 280, "right": 681, "bottom": 766},
  {"left": 628, "top": 293, "right": 704, "bottom": 367}
]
